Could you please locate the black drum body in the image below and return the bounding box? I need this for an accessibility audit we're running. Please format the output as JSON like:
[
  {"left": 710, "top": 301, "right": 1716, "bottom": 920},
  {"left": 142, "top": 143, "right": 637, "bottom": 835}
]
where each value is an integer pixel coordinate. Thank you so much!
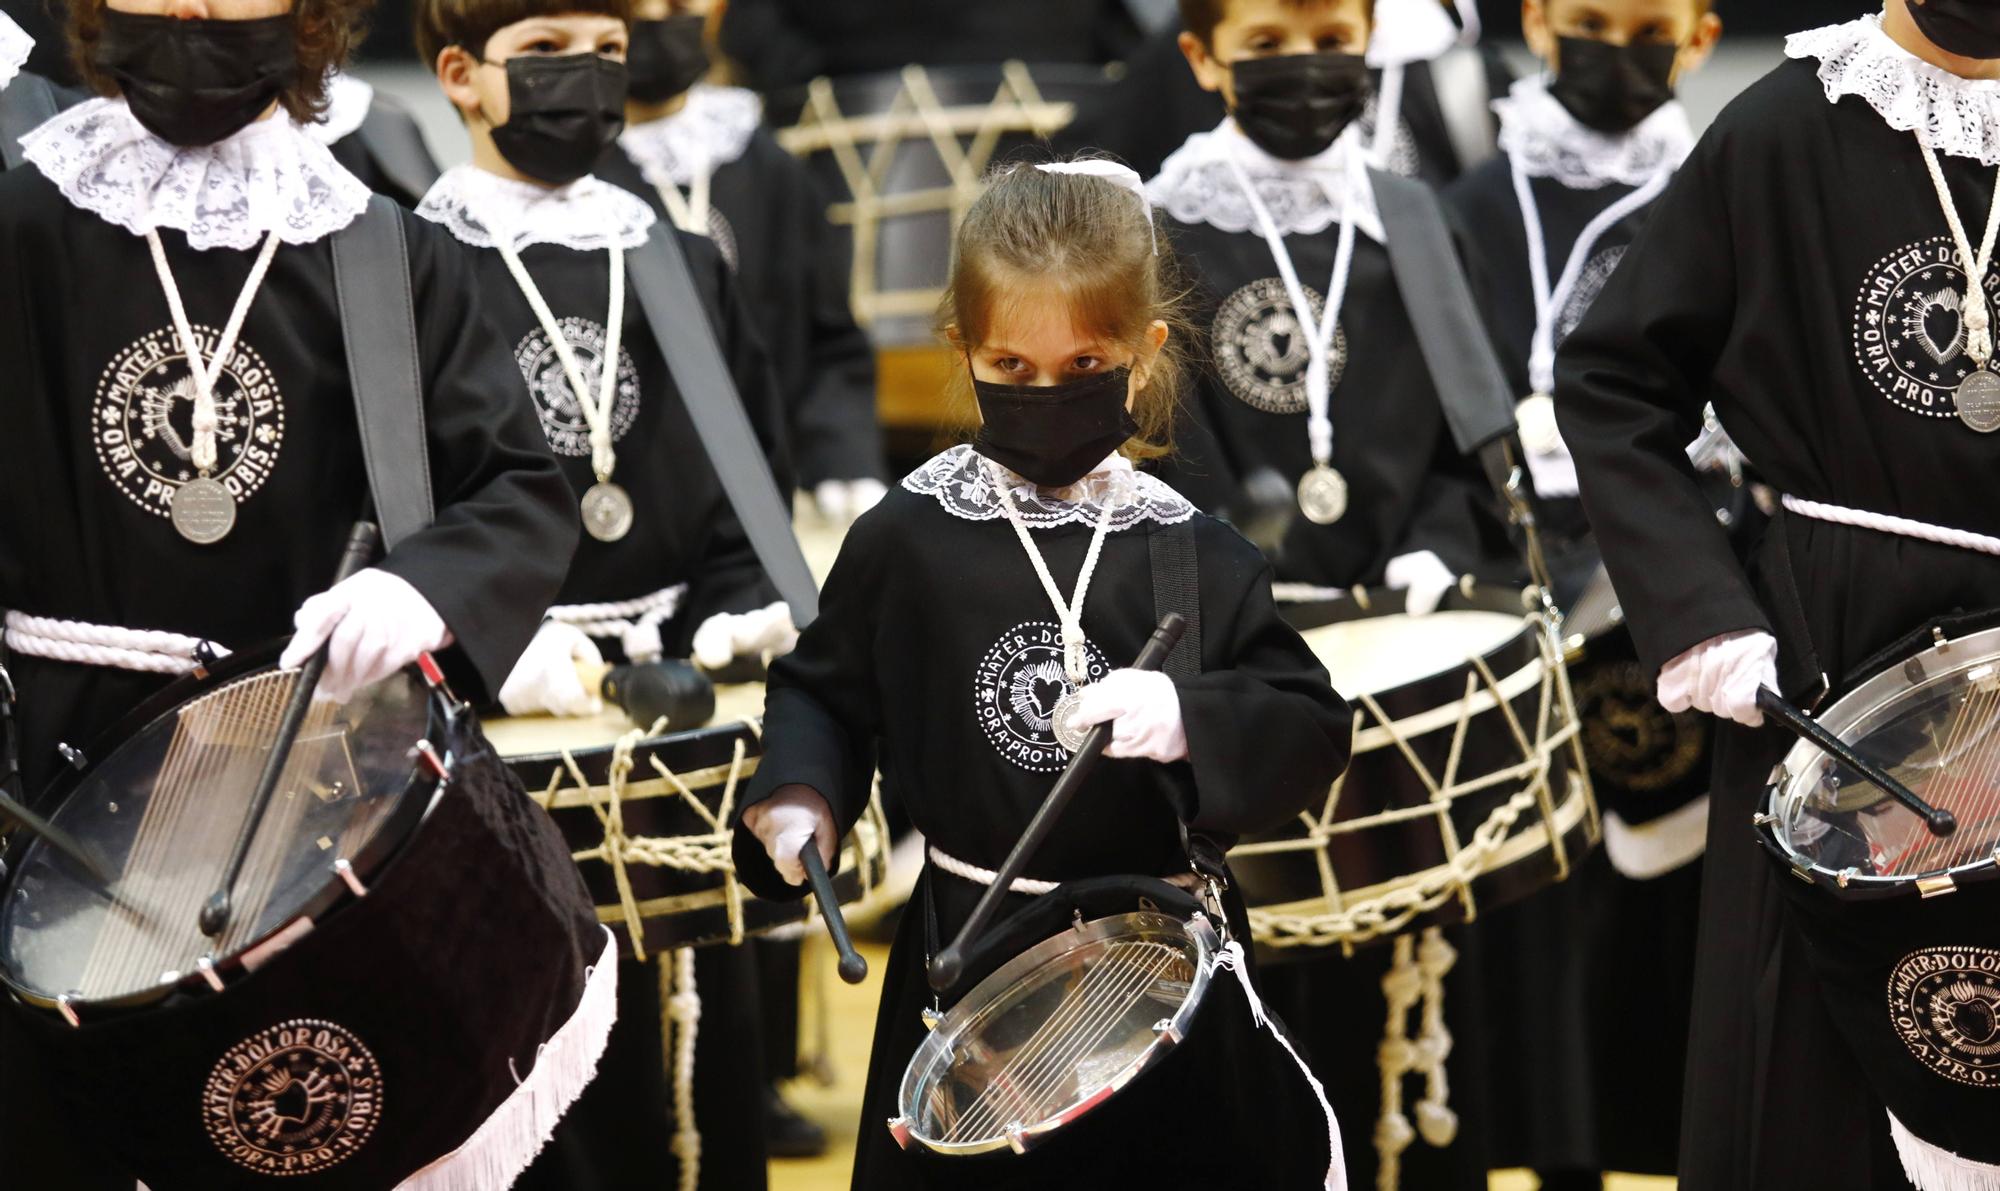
[
  {"left": 0, "top": 647, "right": 606, "bottom": 1189},
  {"left": 1234, "top": 585, "right": 1596, "bottom": 953}
]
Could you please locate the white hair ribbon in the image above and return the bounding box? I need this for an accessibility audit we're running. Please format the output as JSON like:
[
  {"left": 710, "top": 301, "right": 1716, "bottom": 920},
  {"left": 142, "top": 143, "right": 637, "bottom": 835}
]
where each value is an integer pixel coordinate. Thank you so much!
[{"left": 1034, "top": 159, "right": 1158, "bottom": 255}]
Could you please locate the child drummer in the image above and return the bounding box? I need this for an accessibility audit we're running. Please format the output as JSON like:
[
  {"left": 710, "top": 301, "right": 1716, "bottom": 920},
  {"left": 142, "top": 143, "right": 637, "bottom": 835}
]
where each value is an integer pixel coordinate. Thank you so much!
[
  {"left": 732, "top": 159, "right": 1353, "bottom": 1190},
  {"left": 1559, "top": 1, "right": 2000, "bottom": 1184},
  {"left": 1153, "top": 0, "right": 1503, "bottom": 619},
  {"left": 410, "top": 0, "right": 791, "bottom": 1184}
]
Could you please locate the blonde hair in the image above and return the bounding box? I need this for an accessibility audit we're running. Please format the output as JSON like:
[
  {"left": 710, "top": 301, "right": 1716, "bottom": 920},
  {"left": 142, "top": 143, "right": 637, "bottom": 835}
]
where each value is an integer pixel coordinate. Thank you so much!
[{"left": 940, "top": 155, "right": 1190, "bottom": 462}]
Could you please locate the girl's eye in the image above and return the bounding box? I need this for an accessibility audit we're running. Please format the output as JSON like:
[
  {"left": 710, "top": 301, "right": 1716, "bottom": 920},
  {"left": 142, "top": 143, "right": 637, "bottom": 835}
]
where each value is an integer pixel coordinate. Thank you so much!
[
  {"left": 525, "top": 38, "right": 562, "bottom": 53},
  {"left": 995, "top": 357, "right": 1026, "bottom": 374},
  {"left": 1072, "top": 356, "right": 1103, "bottom": 373}
]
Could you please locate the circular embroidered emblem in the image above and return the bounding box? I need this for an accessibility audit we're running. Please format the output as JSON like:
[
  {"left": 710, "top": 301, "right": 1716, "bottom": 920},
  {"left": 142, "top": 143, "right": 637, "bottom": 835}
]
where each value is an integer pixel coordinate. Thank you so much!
[
  {"left": 93, "top": 324, "right": 285, "bottom": 520},
  {"left": 1574, "top": 657, "right": 1705, "bottom": 793},
  {"left": 515, "top": 316, "right": 642, "bottom": 457},
  {"left": 974, "top": 621, "right": 1112, "bottom": 772},
  {"left": 1855, "top": 235, "right": 2000, "bottom": 420},
  {"left": 203, "top": 1019, "right": 382, "bottom": 1175},
  {"left": 1555, "top": 245, "right": 1628, "bottom": 345},
  {"left": 1888, "top": 947, "right": 2000, "bottom": 1087},
  {"left": 1212, "top": 278, "right": 1347, "bottom": 414}
]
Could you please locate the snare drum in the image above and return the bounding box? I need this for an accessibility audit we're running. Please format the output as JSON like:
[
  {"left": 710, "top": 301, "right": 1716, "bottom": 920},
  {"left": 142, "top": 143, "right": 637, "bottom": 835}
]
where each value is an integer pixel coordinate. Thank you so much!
[
  {"left": 1231, "top": 584, "right": 1596, "bottom": 950},
  {"left": 487, "top": 687, "right": 889, "bottom": 956}
]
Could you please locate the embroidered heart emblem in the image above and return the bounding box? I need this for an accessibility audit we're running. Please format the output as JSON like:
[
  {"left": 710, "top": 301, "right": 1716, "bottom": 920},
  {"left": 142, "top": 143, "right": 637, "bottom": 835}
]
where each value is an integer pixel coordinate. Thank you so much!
[{"left": 1913, "top": 288, "right": 1967, "bottom": 365}]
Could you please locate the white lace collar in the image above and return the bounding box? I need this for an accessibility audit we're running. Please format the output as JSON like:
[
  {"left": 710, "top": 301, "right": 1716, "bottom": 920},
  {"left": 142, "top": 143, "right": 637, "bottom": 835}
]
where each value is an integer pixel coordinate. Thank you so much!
[
  {"left": 21, "top": 97, "right": 370, "bottom": 250},
  {"left": 618, "top": 84, "right": 763, "bottom": 187},
  {"left": 1368, "top": 0, "right": 1459, "bottom": 67},
  {"left": 1495, "top": 75, "right": 1692, "bottom": 188},
  {"left": 306, "top": 72, "right": 373, "bottom": 146},
  {"left": 902, "top": 444, "right": 1196, "bottom": 531},
  {"left": 416, "top": 164, "right": 656, "bottom": 251},
  {"left": 1788, "top": 14, "right": 2000, "bottom": 165},
  {"left": 1149, "top": 119, "right": 1384, "bottom": 241},
  {"left": 0, "top": 12, "right": 29, "bottom": 90}
]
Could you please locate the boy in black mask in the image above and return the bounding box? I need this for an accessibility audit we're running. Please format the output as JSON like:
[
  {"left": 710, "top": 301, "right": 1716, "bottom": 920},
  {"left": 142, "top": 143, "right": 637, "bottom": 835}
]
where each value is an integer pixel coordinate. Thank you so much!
[
  {"left": 605, "top": 0, "right": 886, "bottom": 528},
  {"left": 1440, "top": 0, "right": 1719, "bottom": 1182},
  {"left": 413, "top": 0, "right": 792, "bottom": 1186}
]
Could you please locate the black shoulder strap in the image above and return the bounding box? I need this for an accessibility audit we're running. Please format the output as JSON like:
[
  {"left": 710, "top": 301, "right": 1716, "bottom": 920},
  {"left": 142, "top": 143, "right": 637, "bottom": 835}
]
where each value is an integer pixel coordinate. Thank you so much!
[
  {"left": 1369, "top": 168, "right": 1517, "bottom": 470},
  {"left": 0, "top": 73, "right": 61, "bottom": 172},
  {"left": 627, "top": 222, "right": 821, "bottom": 626},
  {"left": 331, "top": 195, "right": 433, "bottom": 548},
  {"left": 1148, "top": 522, "right": 1202, "bottom": 678},
  {"left": 354, "top": 97, "right": 441, "bottom": 206}
]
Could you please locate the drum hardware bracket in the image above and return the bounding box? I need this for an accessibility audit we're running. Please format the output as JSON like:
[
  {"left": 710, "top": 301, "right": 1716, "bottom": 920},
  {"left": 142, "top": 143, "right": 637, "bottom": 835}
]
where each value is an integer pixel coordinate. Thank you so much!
[
  {"left": 1753, "top": 811, "right": 1779, "bottom": 828},
  {"left": 416, "top": 652, "right": 466, "bottom": 718},
  {"left": 1917, "top": 874, "right": 1958, "bottom": 899},
  {"left": 413, "top": 739, "right": 449, "bottom": 780},
  {"left": 1787, "top": 858, "right": 1815, "bottom": 884},
  {"left": 56, "top": 994, "right": 78, "bottom": 1028},
  {"left": 1004, "top": 1123, "right": 1029, "bottom": 1156},
  {"left": 887, "top": 1116, "right": 914, "bottom": 1150},
  {"left": 1153, "top": 1017, "right": 1183, "bottom": 1044},
  {"left": 1934, "top": 626, "right": 1952, "bottom": 651},
  {"left": 197, "top": 955, "right": 225, "bottom": 992},
  {"left": 1071, "top": 909, "right": 1086, "bottom": 934},
  {"left": 191, "top": 639, "right": 222, "bottom": 680},
  {"left": 1836, "top": 867, "right": 1859, "bottom": 889},
  {"left": 334, "top": 857, "right": 369, "bottom": 898},
  {"left": 56, "top": 743, "right": 84, "bottom": 772}
]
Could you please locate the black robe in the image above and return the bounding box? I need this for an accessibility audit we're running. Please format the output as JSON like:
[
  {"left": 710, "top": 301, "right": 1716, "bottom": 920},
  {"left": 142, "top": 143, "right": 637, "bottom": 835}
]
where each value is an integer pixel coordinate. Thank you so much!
[
  {"left": 729, "top": 459, "right": 1354, "bottom": 1189},
  {"left": 447, "top": 218, "right": 790, "bottom": 1191},
  {"left": 602, "top": 120, "right": 885, "bottom": 487},
  {"left": 0, "top": 164, "right": 576, "bottom": 1188},
  {"left": 1155, "top": 206, "right": 1503, "bottom": 587},
  {"left": 1556, "top": 57, "right": 2000, "bottom": 1190},
  {"left": 324, "top": 95, "right": 442, "bottom": 210}
]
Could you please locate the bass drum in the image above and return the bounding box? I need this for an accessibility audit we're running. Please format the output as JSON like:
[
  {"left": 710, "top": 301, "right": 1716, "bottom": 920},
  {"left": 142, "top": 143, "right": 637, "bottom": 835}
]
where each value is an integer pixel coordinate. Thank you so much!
[
  {"left": 486, "top": 684, "right": 889, "bottom": 955},
  {"left": 1232, "top": 583, "right": 1596, "bottom": 953}
]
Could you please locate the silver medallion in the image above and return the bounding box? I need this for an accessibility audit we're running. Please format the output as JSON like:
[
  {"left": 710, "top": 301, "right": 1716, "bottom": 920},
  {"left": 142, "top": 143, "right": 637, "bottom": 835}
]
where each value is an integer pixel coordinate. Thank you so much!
[
  {"left": 1297, "top": 465, "right": 1349, "bottom": 525},
  {"left": 1959, "top": 370, "right": 2000, "bottom": 434},
  {"left": 1051, "top": 688, "right": 1092, "bottom": 754},
  {"left": 581, "top": 481, "right": 635, "bottom": 542},
  {"left": 171, "top": 477, "right": 237, "bottom": 545}
]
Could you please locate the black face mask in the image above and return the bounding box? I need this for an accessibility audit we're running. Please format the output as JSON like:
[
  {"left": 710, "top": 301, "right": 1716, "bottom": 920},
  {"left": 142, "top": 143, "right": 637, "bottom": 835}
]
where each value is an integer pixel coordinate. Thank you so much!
[
  {"left": 972, "top": 367, "right": 1141, "bottom": 488},
  {"left": 627, "top": 15, "right": 711, "bottom": 103},
  {"left": 1547, "top": 36, "right": 1678, "bottom": 134},
  {"left": 94, "top": 12, "right": 299, "bottom": 147},
  {"left": 489, "top": 53, "right": 628, "bottom": 186},
  {"left": 1230, "top": 52, "right": 1372, "bottom": 161},
  {"left": 1909, "top": 0, "right": 2000, "bottom": 60}
]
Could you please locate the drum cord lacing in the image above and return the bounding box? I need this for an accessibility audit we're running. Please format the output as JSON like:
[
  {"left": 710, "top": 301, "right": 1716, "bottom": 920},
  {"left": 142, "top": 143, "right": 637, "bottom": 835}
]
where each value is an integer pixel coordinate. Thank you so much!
[
  {"left": 663, "top": 949, "right": 703, "bottom": 1191},
  {"left": 545, "top": 583, "right": 689, "bottom": 663},
  {"left": 3, "top": 611, "right": 226, "bottom": 675}
]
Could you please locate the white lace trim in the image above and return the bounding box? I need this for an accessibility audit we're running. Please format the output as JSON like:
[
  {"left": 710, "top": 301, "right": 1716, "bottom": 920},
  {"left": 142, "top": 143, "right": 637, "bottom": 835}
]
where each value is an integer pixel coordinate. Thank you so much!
[
  {"left": 416, "top": 164, "right": 656, "bottom": 251},
  {"left": 901, "top": 444, "right": 1196, "bottom": 531},
  {"left": 1788, "top": 14, "right": 2000, "bottom": 166},
  {"left": 1495, "top": 75, "right": 1692, "bottom": 188},
  {"left": 0, "top": 12, "right": 29, "bottom": 90},
  {"left": 21, "top": 98, "right": 370, "bottom": 250},
  {"left": 1368, "top": 0, "right": 1459, "bottom": 67},
  {"left": 306, "top": 71, "right": 373, "bottom": 146},
  {"left": 618, "top": 84, "right": 763, "bottom": 187},
  {"left": 1149, "top": 119, "right": 1384, "bottom": 241}
]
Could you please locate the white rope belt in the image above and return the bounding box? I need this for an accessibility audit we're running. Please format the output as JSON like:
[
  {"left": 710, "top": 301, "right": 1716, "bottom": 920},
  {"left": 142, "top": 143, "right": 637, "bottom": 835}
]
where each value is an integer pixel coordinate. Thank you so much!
[
  {"left": 928, "top": 845, "right": 1059, "bottom": 896},
  {"left": 3, "top": 612, "right": 227, "bottom": 676},
  {"left": 1782, "top": 494, "right": 2000, "bottom": 558},
  {"left": 546, "top": 583, "right": 689, "bottom": 663}
]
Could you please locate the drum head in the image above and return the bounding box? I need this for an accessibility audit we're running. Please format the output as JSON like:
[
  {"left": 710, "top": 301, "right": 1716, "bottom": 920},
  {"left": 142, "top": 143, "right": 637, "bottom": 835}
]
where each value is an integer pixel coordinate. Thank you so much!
[
  {"left": 0, "top": 662, "right": 435, "bottom": 1007},
  {"left": 1303, "top": 610, "right": 1526, "bottom": 698},
  {"left": 897, "top": 911, "right": 1215, "bottom": 1156},
  {"left": 1770, "top": 634, "right": 2000, "bottom": 892}
]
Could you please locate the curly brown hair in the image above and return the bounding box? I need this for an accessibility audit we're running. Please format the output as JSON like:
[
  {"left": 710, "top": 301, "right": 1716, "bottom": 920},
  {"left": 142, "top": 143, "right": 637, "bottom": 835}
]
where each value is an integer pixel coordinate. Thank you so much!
[{"left": 68, "top": 0, "right": 372, "bottom": 123}]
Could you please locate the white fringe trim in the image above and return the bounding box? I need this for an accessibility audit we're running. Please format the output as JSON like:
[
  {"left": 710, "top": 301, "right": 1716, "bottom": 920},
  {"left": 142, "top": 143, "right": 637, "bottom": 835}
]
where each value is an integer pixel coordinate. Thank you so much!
[
  {"left": 1893, "top": 1111, "right": 2000, "bottom": 1191},
  {"left": 1212, "top": 941, "right": 1348, "bottom": 1190},
  {"left": 395, "top": 927, "right": 619, "bottom": 1190}
]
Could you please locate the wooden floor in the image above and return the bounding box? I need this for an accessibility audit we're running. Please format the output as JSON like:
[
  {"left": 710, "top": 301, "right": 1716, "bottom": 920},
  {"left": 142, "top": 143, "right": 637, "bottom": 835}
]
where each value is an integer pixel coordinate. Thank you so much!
[{"left": 764, "top": 938, "right": 1674, "bottom": 1191}]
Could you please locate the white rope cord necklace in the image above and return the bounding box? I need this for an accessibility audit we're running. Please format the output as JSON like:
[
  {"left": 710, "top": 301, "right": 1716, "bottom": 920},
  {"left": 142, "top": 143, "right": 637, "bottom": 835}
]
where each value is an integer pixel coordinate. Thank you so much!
[
  {"left": 1227, "top": 138, "right": 1363, "bottom": 526},
  {"left": 145, "top": 228, "right": 282, "bottom": 545},
  {"left": 1917, "top": 140, "right": 2000, "bottom": 432},
  {"left": 651, "top": 147, "right": 714, "bottom": 236},
  {"left": 989, "top": 459, "right": 1117, "bottom": 754},
  {"left": 495, "top": 235, "right": 634, "bottom": 541}
]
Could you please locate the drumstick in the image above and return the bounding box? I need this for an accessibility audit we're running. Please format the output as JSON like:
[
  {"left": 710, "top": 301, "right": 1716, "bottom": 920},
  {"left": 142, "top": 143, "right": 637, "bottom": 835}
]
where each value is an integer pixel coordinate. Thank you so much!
[
  {"left": 0, "top": 790, "right": 109, "bottom": 885},
  {"left": 799, "top": 841, "right": 867, "bottom": 984},
  {"left": 928, "top": 613, "right": 1187, "bottom": 993},
  {"left": 1756, "top": 686, "right": 1957, "bottom": 838},
  {"left": 200, "top": 521, "right": 382, "bottom": 938}
]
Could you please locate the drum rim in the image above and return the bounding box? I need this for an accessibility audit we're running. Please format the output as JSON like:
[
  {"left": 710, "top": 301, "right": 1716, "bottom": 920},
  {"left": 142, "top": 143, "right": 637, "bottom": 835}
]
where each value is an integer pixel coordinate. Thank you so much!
[
  {"left": 892, "top": 909, "right": 1219, "bottom": 1156},
  {"left": 0, "top": 648, "right": 447, "bottom": 1013},
  {"left": 1286, "top": 583, "right": 1548, "bottom": 708},
  {"left": 1761, "top": 623, "right": 2000, "bottom": 895}
]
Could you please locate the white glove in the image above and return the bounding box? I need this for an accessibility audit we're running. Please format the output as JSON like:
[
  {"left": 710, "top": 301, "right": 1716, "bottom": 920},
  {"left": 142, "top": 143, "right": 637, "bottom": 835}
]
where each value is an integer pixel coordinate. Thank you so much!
[
  {"left": 742, "top": 785, "right": 837, "bottom": 886},
  {"left": 814, "top": 478, "right": 889, "bottom": 524},
  {"left": 1516, "top": 394, "right": 1580, "bottom": 498},
  {"left": 1385, "top": 550, "right": 1457, "bottom": 617},
  {"left": 280, "top": 568, "right": 453, "bottom": 703},
  {"left": 1657, "top": 630, "right": 1778, "bottom": 728},
  {"left": 499, "top": 621, "right": 604, "bottom": 718},
  {"left": 692, "top": 601, "right": 798, "bottom": 670},
  {"left": 1067, "top": 669, "right": 1189, "bottom": 763}
]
